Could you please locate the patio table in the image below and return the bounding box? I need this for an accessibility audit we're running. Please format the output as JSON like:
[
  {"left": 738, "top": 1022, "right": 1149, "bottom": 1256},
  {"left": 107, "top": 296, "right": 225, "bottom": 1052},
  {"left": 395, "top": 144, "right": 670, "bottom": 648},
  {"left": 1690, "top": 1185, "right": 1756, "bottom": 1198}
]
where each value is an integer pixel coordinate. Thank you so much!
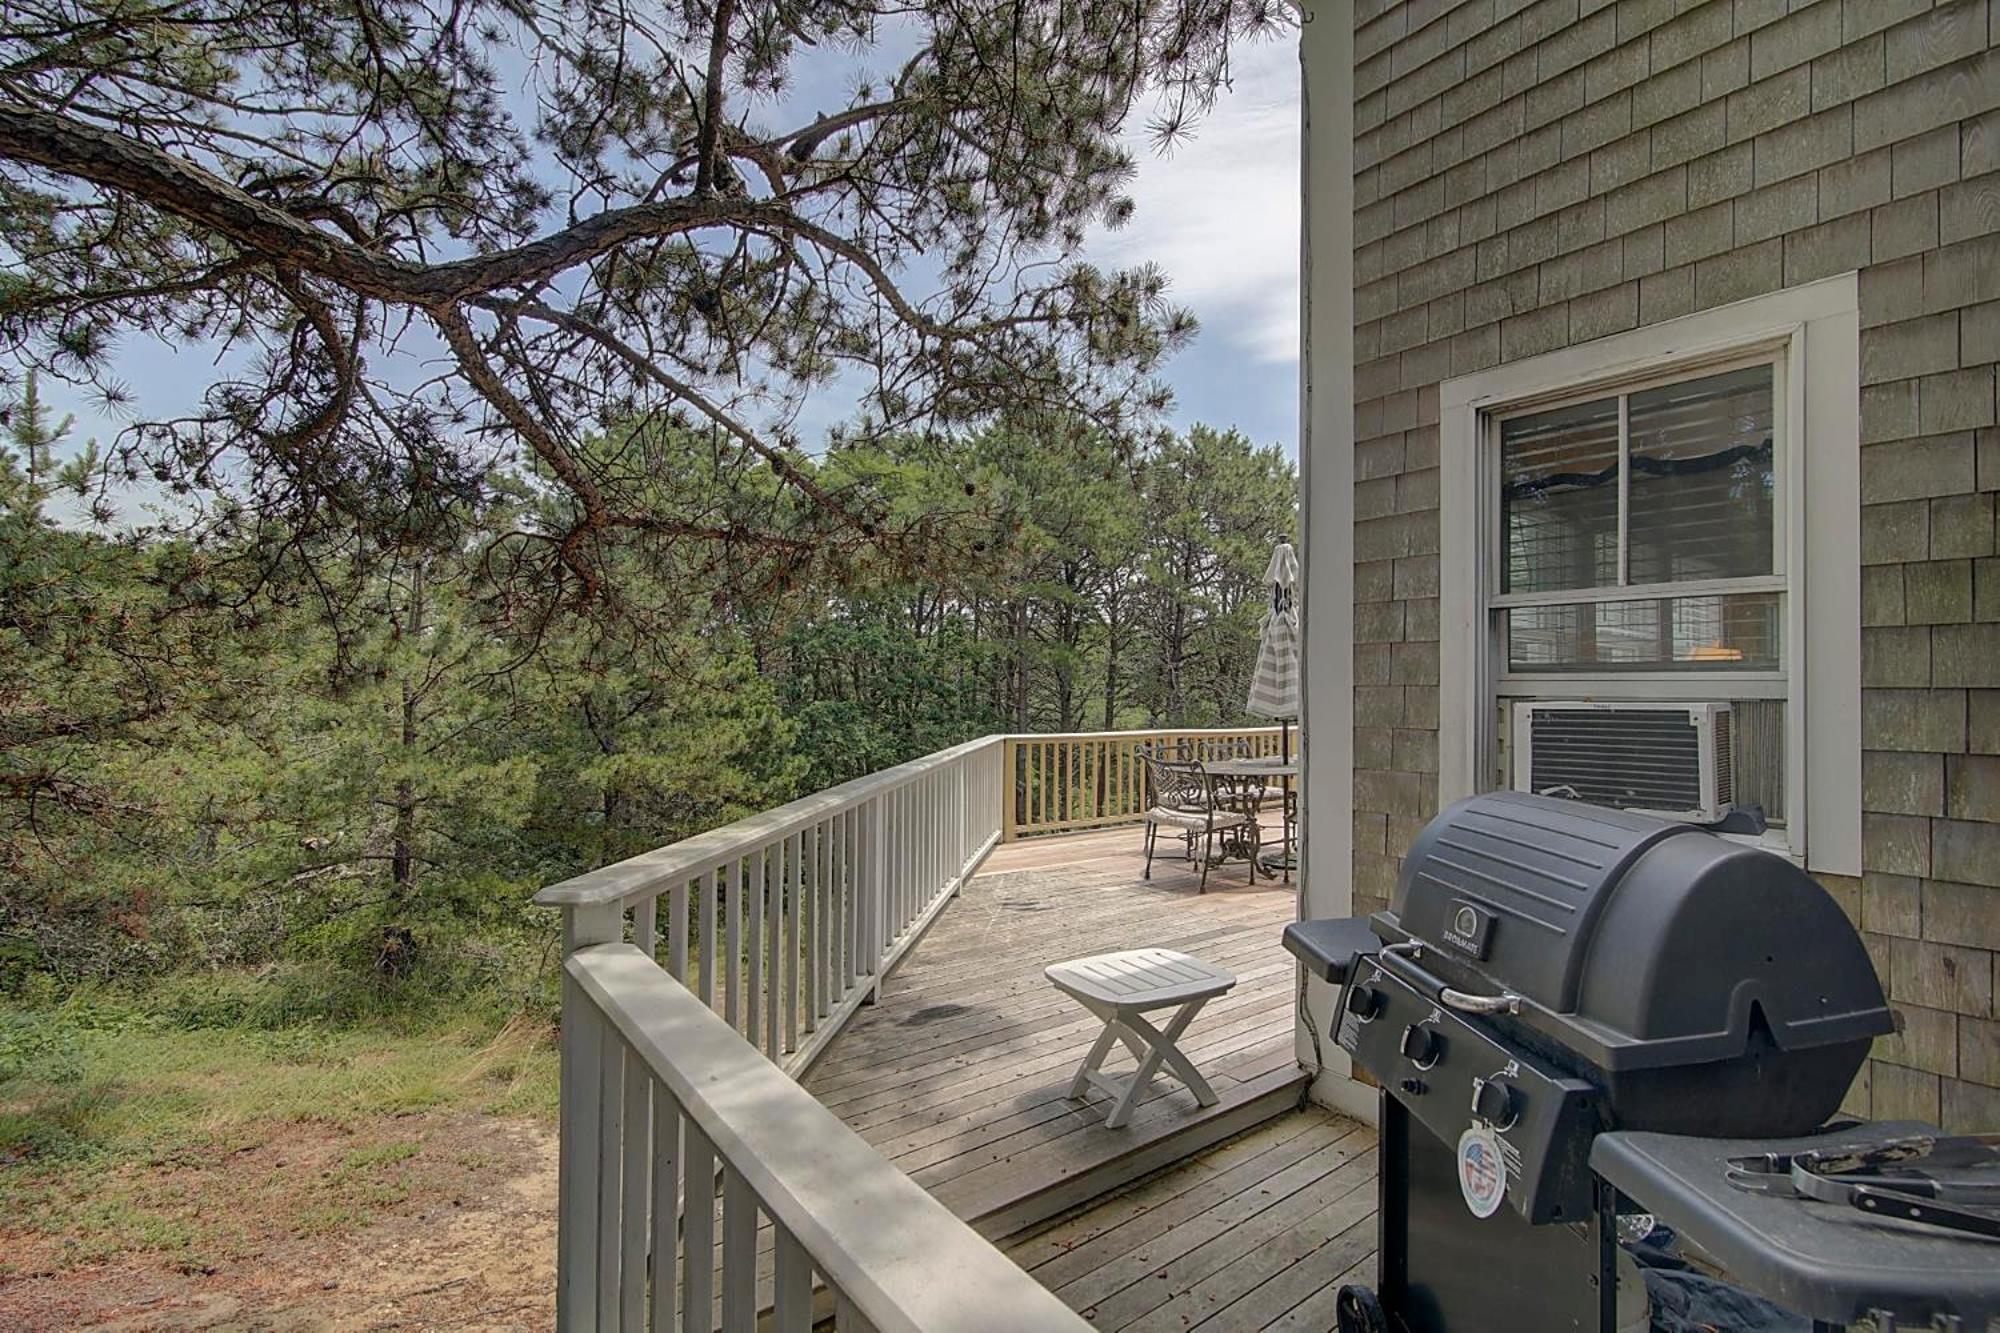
[{"left": 1203, "top": 755, "right": 1297, "bottom": 881}]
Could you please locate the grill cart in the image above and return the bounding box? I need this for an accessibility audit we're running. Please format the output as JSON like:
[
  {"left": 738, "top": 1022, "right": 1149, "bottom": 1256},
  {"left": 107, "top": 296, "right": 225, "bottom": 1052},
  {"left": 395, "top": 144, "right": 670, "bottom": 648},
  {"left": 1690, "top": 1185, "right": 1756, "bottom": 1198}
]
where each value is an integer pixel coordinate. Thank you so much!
[{"left": 1286, "top": 792, "right": 2000, "bottom": 1333}]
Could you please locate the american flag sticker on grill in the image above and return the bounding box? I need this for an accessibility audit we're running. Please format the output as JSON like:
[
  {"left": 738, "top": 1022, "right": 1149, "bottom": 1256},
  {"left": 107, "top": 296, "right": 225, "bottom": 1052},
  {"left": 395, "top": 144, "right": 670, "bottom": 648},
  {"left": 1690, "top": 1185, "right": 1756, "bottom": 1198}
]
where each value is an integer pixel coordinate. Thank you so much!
[{"left": 1457, "top": 1125, "right": 1508, "bottom": 1219}]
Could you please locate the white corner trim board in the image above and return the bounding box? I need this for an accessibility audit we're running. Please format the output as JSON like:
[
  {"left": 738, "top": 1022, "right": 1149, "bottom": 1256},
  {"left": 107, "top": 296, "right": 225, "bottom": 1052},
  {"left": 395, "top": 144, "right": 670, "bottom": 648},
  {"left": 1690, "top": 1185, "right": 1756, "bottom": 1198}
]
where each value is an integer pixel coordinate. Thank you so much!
[{"left": 1436, "top": 274, "right": 1863, "bottom": 878}]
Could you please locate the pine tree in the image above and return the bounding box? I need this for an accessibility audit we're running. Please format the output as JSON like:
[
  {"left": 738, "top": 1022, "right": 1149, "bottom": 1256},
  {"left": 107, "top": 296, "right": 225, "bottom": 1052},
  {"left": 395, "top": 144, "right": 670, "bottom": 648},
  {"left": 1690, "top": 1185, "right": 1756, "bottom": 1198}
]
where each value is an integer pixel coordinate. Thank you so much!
[{"left": 2, "top": 0, "right": 1290, "bottom": 604}]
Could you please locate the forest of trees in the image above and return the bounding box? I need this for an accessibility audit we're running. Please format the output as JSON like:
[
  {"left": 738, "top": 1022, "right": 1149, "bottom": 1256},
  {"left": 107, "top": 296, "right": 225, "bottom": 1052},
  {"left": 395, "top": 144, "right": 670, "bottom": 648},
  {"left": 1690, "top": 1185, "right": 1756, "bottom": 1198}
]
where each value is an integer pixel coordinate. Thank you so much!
[{"left": 1, "top": 381, "right": 1295, "bottom": 1005}]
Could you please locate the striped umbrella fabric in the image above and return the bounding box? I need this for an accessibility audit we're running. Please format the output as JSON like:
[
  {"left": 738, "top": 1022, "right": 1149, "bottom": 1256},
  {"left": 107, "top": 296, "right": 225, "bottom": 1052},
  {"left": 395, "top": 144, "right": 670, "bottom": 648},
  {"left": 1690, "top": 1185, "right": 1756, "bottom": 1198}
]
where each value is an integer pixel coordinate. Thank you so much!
[{"left": 1246, "top": 541, "right": 1300, "bottom": 721}]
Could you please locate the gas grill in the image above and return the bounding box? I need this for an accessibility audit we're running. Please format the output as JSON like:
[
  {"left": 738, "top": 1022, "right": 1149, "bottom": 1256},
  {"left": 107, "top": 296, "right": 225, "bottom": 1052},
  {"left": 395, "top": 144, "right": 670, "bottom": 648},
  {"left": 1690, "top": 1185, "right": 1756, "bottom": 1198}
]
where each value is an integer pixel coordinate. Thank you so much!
[{"left": 1286, "top": 792, "right": 2000, "bottom": 1333}]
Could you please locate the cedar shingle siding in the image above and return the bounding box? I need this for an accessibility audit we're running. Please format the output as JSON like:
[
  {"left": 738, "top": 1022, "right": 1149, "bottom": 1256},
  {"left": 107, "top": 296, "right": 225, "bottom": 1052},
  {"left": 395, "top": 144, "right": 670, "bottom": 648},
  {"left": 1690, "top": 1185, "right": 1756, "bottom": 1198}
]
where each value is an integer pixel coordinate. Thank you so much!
[{"left": 1346, "top": 0, "right": 2000, "bottom": 1128}]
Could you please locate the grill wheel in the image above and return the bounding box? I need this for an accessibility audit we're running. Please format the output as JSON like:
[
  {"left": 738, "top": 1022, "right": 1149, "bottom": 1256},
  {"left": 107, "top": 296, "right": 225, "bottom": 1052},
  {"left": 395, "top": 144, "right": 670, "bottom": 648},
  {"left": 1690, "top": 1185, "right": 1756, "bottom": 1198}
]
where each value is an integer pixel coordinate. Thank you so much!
[{"left": 1335, "top": 1285, "right": 1388, "bottom": 1333}]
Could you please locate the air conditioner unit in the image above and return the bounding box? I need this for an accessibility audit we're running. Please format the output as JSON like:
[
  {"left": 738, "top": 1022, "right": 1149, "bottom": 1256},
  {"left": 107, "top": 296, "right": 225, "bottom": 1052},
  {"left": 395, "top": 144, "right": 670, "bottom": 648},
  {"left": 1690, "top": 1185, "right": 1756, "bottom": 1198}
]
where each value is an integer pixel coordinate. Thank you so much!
[{"left": 1511, "top": 701, "right": 1734, "bottom": 823}]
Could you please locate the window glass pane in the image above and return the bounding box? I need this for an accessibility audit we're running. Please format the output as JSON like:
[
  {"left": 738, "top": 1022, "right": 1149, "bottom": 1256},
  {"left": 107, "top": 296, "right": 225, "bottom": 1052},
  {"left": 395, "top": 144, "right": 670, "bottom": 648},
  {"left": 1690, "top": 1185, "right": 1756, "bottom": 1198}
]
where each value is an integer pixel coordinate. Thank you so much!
[
  {"left": 1627, "top": 364, "right": 1775, "bottom": 584},
  {"left": 1502, "top": 592, "right": 1783, "bottom": 671},
  {"left": 1500, "top": 397, "right": 1620, "bottom": 594}
]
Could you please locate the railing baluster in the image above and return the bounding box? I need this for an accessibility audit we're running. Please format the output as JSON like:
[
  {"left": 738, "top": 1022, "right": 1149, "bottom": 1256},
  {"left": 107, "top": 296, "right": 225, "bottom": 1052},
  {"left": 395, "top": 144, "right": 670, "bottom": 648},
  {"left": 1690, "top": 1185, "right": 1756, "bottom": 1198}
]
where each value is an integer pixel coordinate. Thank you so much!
[
  {"left": 597, "top": 1024, "right": 625, "bottom": 1330},
  {"left": 649, "top": 1089, "right": 679, "bottom": 1333},
  {"left": 1060, "top": 738, "right": 1069, "bottom": 826},
  {"left": 772, "top": 1222, "right": 811, "bottom": 1331},
  {"left": 668, "top": 877, "right": 689, "bottom": 983},
  {"left": 810, "top": 821, "right": 826, "bottom": 1024},
  {"left": 1044, "top": 740, "right": 1054, "bottom": 827},
  {"left": 784, "top": 830, "right": 800, "bottom": 1054},
  {"left": 802, "top": 824, "right": 816, "bottom": 1032},
  {"left": 1032, "top": 736, "right": 1048, "bottom": 832},
  {"left": 889, "top": 787, "right": 903, "bottom": 938},
  {"left": 860, "top": 801, "right": 871, "bottom": 981},
  {"left": 765, "top": 838, "right": 782, "bottom": 1058},
  {"left": 700, "top": 866, "right": 719, "bottom": 1010},
  {"left": 834, "top": 811, "right": 846, "bottom": 992},
  {"left": 680, "top": 1121, "right": 715, "bottom": 1333},
  {"left": 955, "top": 761, "right": 967, "bottom": 873},
  {"left": 890, "top": 786, "right": 902, "bottom": 936},
  {"left": 620, "top": 1043, "right": 649, "bottom": 1330},
  {"left": 720, "top": 1168, "right": 757, "bottom": 1332},
  {"left": 748, "top": 845, "right": 765, "bottom": 1051},
  {"left": 635, "top": 894, "right": 657, "bottom": 962},
  {"left": 725, "top": 857, "right": 742, "bottom": 1031},
  {"left": 843, "top": 808, "right": 858, "bottom": 990},
  {"left": 924, "top": 777, "right": 935, "bottom": 905}
]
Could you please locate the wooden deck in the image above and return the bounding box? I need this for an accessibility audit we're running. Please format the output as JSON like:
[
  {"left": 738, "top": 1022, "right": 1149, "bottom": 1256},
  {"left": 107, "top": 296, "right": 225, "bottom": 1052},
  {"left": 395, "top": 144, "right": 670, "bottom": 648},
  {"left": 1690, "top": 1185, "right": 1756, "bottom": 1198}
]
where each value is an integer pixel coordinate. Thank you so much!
[
  {"left": 1006, "top": 1107, "right": 1380, "bottom": 1331},
  {"left": 803, "top": 825, "right": 1306, "bottom": 1236}
]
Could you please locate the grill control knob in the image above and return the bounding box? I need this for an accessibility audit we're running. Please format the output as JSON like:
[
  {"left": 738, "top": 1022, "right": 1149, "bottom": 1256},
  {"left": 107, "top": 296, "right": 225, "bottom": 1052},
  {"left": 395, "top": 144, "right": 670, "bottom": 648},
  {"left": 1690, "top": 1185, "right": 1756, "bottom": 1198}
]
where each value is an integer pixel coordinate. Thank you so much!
[
  {"left": 1471, "top": 1076, "right": 1519, "bottom": 1130},
  {"left": 1348, "top": 985, "right": 1385, "bottom": 1021},
  {"left": 1399, "top": 1023, "right": 1443, "bottom": 1069}
]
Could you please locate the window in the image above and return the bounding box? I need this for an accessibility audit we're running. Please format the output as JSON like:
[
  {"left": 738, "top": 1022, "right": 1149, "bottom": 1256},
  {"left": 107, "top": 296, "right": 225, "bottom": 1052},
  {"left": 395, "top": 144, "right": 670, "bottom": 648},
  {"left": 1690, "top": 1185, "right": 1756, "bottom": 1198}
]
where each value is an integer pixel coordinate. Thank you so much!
[
  {"left": 1498, "top": 362, "right": 1783, "bottom": 671},
  {"left": 1438, "top": 277, "right": 1862, "bottom": 874}
]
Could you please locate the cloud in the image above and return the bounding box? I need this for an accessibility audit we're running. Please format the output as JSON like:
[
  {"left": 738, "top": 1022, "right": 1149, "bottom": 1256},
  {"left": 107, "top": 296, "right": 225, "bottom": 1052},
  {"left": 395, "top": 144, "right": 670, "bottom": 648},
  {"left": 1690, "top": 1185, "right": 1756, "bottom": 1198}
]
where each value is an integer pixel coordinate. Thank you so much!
[{"left": 1088, "top": 39, "right": 1301, "bottom": 366}]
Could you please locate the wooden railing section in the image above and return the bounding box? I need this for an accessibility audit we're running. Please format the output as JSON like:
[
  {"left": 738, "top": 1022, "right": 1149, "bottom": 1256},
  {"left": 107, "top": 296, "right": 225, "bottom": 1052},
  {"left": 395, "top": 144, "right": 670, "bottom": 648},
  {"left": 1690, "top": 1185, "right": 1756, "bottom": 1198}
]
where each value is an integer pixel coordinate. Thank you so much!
[
  {"left": 537, "top": 726, "right": 1278, "bottom": 1328},
  {"left": 1003, "top": 726, "right": 1284, "bottom": 840},
  {"left": 537, "top": 734, "right": 1003, "bottom": 1075},
  {"left": 563, "top": 943, "right": 1090, "bottom": 1332}
]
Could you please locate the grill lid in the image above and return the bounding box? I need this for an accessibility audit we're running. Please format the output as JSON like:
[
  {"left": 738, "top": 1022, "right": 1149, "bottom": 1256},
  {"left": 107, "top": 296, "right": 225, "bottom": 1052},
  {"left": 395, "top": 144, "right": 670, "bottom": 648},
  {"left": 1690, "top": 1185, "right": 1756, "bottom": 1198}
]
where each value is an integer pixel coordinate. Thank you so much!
[{"left": 1381, "top": 792, "right": 1892, "bottom": 1071}]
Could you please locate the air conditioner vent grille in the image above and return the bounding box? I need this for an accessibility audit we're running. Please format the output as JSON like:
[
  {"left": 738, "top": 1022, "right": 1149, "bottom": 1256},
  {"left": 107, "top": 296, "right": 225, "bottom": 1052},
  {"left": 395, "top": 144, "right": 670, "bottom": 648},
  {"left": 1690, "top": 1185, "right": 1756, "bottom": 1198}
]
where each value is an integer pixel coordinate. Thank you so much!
[
  {"left": 1713, "top": 710, "right": 1734, "bottom": 807},
  {"left": 1525, "top": 708, "right": 1710, "bottom": 816}
]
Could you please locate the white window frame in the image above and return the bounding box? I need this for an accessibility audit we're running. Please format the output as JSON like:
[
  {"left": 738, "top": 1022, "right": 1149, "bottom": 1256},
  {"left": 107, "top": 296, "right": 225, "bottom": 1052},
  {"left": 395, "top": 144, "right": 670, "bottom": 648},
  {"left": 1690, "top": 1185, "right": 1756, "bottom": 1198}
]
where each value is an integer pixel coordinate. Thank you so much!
[{"left": 1438, "top": 275, "right": 1862, "bottom": 875}]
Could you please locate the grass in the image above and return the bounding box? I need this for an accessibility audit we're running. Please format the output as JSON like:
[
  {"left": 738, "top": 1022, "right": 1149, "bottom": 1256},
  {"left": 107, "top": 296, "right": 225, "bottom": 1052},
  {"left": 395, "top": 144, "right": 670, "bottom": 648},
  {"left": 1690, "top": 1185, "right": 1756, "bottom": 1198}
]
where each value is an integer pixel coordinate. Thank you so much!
[{"left": 0, "top": 993, "right": 560, "bottom": 1277}]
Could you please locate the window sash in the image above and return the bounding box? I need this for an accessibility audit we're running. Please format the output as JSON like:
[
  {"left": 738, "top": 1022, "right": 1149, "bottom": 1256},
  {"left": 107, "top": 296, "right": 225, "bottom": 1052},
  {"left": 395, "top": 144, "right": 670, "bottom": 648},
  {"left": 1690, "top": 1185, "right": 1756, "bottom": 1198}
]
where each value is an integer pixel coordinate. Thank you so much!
[{"left": 1490, "top": 353, "right": 1785, "bottom": 602}]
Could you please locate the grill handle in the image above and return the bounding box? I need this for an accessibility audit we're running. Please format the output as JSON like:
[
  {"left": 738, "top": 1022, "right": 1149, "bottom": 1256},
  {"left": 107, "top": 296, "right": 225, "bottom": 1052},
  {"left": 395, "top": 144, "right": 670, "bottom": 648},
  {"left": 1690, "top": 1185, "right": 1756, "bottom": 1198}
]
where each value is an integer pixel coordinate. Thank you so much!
[
  {"left": 1441, "top": 988, "right": 1523, "bottom": 1016},
  {"left": 1377, "top": 943, "right": 1526, "bottom": 1016}
]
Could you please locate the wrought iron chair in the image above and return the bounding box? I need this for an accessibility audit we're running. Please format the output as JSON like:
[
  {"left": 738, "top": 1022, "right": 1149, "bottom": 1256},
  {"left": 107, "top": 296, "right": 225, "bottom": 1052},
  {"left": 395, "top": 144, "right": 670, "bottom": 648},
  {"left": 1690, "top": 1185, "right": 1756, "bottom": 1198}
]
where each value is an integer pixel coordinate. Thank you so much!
[{"left": 1139, "top": 751, "right": 1257, "bottom": 893}]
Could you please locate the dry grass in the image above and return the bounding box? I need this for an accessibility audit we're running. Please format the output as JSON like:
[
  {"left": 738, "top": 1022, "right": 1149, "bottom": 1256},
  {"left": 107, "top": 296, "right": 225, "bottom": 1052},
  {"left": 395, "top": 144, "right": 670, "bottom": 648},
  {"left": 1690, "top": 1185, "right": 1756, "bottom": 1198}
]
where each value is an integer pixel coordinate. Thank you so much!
[{"left": 0, "top": 1006, "right": 558, "bottom": 1281}]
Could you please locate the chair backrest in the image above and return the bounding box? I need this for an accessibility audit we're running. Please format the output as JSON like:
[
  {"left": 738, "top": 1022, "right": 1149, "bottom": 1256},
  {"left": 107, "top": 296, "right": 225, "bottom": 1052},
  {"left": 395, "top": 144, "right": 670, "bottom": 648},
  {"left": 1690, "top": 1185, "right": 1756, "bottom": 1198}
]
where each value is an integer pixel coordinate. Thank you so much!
[
  {"left": 1142, "top": 751, "right": 1209, "bottom": 811},
  {"left": 1209, "top": 771, "right": 1267, "bottom": 812}
]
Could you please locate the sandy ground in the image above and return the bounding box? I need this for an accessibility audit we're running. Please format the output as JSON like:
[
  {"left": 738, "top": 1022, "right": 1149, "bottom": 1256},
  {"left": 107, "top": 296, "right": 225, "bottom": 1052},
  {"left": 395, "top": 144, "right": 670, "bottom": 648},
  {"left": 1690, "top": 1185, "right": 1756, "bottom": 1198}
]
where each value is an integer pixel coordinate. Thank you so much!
[{"left": 0, "top": 1116, "right": 558, "bottom": 1332}]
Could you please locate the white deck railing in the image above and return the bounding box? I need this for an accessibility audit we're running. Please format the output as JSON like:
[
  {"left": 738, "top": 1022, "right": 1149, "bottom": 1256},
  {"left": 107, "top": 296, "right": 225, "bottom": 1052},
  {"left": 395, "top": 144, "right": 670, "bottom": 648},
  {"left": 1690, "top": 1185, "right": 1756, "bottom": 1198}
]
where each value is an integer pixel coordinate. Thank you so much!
[
  {"left": 1003, "top": 726, "right": 1284, "bottom": 839},
  {"left": 535, "top": 726, "right": 1278, "bottom": 1328},
  {"left": 538, "top": 734, "right": 1004, "bottom": 1074},
  {"left": 561, "top": 944, "right": 1088, "bottom": 1331}
]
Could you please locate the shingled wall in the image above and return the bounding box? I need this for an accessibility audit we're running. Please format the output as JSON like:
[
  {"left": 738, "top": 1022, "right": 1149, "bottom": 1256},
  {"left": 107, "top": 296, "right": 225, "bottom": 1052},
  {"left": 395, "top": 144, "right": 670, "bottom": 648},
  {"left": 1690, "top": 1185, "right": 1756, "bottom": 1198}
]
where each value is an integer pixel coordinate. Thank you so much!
[{"left": 1345, "top": 0, "right": 2000, "bottom": 1126}]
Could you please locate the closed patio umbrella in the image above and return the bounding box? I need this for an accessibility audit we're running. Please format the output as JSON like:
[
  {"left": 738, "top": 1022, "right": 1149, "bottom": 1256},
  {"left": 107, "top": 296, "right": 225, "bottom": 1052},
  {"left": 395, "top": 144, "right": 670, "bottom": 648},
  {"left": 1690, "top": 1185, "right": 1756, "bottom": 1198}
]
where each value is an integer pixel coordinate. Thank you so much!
[{"left": 1246, "top": 540, "right": 1300, "bottom": 762}]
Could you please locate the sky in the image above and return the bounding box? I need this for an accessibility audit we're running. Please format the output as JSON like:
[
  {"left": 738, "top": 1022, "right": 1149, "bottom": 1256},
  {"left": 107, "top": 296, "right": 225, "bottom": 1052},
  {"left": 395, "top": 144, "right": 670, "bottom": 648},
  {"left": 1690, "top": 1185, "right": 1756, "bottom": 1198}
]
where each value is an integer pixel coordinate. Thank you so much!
[
  {"left": 1088, "top": 36, "right": 1302, "bottom": 454},
  {"left": 30, "top": 30, "right": 1303, "bottom": 492}
]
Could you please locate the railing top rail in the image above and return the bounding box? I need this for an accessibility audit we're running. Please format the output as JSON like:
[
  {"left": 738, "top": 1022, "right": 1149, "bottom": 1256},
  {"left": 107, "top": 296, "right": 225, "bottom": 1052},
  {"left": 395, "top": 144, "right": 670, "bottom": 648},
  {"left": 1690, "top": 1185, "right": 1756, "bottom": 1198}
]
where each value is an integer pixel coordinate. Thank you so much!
[
  {"left": 535, "top": 725, "right": 1282, "bottom": 909},
  {"left": 997, "top": 725, "right": 1282, "bottom": 743},
  {"left": 572, "top": 944, "right": 1091, "bottom": 1333},
  {"left": 535, "top": 733, "right": 1004, "bottom": 909}
]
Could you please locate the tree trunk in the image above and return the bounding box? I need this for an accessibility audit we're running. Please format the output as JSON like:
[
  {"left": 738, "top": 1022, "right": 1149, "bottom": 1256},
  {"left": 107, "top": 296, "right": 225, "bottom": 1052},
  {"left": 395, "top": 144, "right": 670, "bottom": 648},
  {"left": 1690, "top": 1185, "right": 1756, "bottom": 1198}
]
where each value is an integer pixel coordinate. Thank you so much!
[
  {"left": 1011, "top": 600, "right": 1029, "bottom": 731},
  {"left": 382, "top": 561, "right": 425, "bottom": 976},
  {"left": 1103, "top": 599, "right": 1121, "bottom": 731}
]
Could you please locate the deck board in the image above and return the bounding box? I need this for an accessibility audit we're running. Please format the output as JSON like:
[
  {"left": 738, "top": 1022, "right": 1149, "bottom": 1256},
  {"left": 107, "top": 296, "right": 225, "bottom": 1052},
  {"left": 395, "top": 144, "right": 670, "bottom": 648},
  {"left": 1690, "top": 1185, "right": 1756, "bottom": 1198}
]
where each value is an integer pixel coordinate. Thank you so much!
[
  {"left": 1004, "top": 1108, "right": 1380, "bottom": 1332},
  {"left": 804, "top": 826, "right": 1304, "bottom": 1229}
]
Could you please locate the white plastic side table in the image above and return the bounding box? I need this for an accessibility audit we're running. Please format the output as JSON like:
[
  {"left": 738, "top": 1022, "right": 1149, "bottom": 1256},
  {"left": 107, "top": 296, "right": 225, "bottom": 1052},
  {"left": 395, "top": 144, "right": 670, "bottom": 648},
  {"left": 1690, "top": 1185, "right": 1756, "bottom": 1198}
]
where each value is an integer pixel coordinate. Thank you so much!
[{"left": 1045, "top": 948, "right": 1238, "bottom": 1128}]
